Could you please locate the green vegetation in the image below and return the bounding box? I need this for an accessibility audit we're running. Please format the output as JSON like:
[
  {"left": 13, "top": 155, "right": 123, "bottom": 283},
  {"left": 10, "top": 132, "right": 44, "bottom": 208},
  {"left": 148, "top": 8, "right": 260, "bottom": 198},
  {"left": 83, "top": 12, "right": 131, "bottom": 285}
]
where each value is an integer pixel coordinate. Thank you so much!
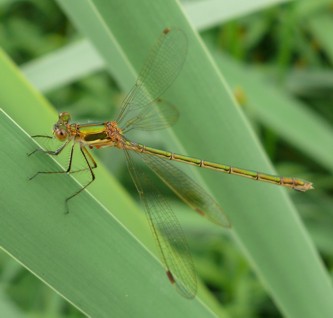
[{"left": 1, "top": 0, "right": 333, "bottom": 317}]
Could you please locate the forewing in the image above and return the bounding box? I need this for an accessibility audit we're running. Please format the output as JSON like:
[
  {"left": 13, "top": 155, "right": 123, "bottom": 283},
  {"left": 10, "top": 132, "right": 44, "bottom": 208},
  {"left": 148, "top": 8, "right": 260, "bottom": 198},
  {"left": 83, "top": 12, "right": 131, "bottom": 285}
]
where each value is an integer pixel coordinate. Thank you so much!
[
  {"left": 116, "top": 28, "right": 187, "bottom": 129},
  {"left": 122, "top": 98, "right": 179, "bottom": 132}
]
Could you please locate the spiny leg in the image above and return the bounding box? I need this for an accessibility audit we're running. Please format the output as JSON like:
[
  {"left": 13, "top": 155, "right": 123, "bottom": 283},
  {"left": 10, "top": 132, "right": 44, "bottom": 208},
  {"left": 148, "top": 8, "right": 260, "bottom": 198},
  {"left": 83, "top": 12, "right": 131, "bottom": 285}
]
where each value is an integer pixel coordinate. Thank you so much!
[
  {"left": 28, "top": 135, "right": 70, "bottom": 157},
  {"left": 64, "top": 146, "right": 96, "bottom": 214},
  {"left": 29, "top": 137, "right": 97, "bottom": 213},
  {"left": 29, "top": 140, "right": 74, "bottom": 180},
  {"left": 66, "top": 146, "right": 97, "bottom": 175},
  {"left": 28, "top": 135, "right": 54, "bottom": 156},
  {"left": 29, "top": 140, "right": 97, "bottom": 181}
]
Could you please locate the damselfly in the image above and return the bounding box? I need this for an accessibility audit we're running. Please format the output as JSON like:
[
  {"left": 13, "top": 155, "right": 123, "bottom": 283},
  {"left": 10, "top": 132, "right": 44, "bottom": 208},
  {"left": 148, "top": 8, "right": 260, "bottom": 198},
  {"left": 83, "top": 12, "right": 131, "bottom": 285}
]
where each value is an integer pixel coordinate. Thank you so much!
[{"left": 30, "top": 28, "right": 313, "bottom": 298}]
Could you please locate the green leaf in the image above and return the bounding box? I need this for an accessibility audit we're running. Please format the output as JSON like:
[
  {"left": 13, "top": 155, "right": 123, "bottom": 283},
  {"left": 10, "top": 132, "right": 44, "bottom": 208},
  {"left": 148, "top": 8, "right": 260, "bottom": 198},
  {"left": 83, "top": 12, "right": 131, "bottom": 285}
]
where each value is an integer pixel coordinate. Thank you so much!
[
  {"left": 307, "top": 12, "right": 333, "bottom": 64},
  {"left": 0, "top": 50, "right": 226, "bottom": 317},
  {"left": 182, "top": 0, "right": 292, "bottom": 30},
  {"left": 21, "top": 40, "right": 104, "bottom": 93},
  {"left": 0, "top": 108, "right": 222, "bottom": 317},
  {"left": 209, "top": 49, "right": 333, "bottom": 174},
  {"left": 0, "top": 288, "right": 24, "bottom": 318}
]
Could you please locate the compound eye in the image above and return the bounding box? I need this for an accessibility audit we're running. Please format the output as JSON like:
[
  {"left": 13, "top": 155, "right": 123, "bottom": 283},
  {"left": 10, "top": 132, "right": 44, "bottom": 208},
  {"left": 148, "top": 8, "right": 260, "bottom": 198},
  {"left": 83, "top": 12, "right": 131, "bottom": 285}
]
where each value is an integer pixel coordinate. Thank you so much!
[
  {"left": 59, "top": 112, "right": 71, "bottom": 123},
  {"left": 55, "top": 129, "right": 68, "bottom": 141}
]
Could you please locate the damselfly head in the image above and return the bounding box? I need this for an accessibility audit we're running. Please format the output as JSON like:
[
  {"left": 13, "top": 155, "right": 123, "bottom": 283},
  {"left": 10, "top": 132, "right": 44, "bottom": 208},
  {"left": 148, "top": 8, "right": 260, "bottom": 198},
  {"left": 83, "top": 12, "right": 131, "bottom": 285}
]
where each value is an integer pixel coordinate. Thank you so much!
[{"left": 53, "top": 112, "right": 71, "bottom": 141}]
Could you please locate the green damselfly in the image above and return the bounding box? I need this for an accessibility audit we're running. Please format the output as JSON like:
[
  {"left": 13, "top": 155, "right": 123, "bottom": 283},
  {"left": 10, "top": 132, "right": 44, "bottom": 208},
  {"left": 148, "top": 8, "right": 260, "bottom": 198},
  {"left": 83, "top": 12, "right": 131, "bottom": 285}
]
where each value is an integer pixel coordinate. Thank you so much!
[{"left": 30, "top": 28, "right": 313, "bottom": 298}]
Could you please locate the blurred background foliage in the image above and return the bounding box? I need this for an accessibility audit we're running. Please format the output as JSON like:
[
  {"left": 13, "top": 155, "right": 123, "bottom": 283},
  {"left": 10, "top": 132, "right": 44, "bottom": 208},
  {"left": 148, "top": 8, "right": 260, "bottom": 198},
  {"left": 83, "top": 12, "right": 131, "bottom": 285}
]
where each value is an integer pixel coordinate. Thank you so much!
[{"left": 1, "top": 0, "right": 333, "bottom": 317}]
